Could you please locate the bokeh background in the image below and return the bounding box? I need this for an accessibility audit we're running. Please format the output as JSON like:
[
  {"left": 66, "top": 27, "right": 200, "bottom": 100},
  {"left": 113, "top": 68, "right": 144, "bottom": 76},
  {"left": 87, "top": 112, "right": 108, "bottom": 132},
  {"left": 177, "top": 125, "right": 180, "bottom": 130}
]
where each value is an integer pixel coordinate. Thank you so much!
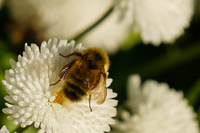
[{"left": 0, "top": 0, "right": 200, "bottom": 132}]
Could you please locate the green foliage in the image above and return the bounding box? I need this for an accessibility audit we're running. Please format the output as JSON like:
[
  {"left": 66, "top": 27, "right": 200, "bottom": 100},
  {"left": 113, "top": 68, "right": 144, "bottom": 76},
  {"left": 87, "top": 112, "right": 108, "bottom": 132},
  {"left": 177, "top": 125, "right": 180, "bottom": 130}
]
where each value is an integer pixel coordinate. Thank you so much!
[{"left": 120, "top": 31, "right": 141, "bottom": 51}]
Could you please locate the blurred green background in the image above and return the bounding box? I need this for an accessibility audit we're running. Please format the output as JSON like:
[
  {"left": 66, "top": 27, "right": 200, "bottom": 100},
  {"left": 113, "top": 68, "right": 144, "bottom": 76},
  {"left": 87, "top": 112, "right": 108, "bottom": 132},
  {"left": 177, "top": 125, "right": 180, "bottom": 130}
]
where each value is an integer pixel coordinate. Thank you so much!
[{"left": 0, "top": 0, "right": 200, "bottom": 132}]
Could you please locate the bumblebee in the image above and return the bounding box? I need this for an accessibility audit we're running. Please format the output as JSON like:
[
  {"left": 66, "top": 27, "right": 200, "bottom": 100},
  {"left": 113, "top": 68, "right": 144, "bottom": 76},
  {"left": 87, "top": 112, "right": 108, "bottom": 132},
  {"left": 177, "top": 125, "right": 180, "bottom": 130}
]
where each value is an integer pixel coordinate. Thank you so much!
[{"left": 50, "top": 47, "right": 110, "bottom": 111}]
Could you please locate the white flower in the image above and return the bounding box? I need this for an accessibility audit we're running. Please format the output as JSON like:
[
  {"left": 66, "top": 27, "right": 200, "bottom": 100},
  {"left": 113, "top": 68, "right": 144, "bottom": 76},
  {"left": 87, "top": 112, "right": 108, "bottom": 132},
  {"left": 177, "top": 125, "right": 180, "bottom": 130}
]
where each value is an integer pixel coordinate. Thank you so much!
[
  {"left": 0, "top": 126, "right": 9, "bottom": 133},
  {"left": 113, "top": 74, "right": 199, "bottom": 133},
  {"left": 8, "top": 0, "right": 129, "bottom": 54},
  {"left": 2, "top": 38, "right": 118, "bottom": 133},
  {"left": 116, "top": 0, "right": 194, "bottom": 45}
]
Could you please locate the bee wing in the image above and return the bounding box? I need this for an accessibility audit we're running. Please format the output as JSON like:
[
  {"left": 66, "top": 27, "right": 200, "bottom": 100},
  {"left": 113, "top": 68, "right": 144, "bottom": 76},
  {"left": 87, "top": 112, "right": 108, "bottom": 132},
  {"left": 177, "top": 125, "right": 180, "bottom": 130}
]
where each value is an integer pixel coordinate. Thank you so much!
[
  {"left": 59, "top": 60, "right": 76, "bottom": 79},
  {"left": 91, "top": 74, "right": 107, "bottom": 105}
]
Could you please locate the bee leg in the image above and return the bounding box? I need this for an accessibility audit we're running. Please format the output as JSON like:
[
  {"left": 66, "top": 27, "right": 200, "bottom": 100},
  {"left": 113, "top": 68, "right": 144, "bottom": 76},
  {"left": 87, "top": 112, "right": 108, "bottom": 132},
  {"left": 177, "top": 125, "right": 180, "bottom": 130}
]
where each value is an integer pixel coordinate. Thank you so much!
[
  {"left": 49, "top": 79, "right": 61, "bottom": 86},
  {"left": 89, "top": 94, "right": 92, "bottom": 112},
  {"left": 59, "top": 52, "right": 83, "bottom": 58},
  {"left": 50, "top": 60, "right": 76, "bottom": 86}
]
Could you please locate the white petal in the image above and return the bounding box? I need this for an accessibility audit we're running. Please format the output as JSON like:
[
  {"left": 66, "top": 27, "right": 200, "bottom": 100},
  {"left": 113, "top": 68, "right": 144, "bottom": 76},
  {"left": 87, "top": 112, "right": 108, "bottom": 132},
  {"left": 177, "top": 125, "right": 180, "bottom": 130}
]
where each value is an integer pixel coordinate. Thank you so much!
[
  {"left": 113, "top": 74, "right": 199, "bottom": 133},
  {"left": 117, "top": 0, "right": 194, "bottom": 45},
  {"left": 2, "top": 38, "right": 117, "bottom": 133},
  {"left": 8, "top": 0, "right": 129, "bottom": 54},
  {"left": 0, "top": 125, "right": 9, "bottom": 133}
]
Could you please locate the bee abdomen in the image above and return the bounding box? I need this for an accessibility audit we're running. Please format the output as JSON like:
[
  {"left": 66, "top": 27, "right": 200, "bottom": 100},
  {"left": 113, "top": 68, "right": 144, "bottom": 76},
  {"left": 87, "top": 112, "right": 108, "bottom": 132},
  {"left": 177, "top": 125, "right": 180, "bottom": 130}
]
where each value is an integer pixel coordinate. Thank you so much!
[{"left": 63, "top": 82, "right": 86, "bottom": 101}]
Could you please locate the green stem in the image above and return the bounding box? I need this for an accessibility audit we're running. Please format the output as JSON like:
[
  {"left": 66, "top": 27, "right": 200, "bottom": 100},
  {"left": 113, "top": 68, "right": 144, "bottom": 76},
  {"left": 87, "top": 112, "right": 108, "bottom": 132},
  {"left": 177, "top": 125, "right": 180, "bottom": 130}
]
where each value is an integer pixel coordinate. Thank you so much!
[
  {"left": 135, "top": 43, "right": 200, "bottom": 77},
  {"left": 186, "top": 79, "right": 200, "bottom": 106},
  {"left": 112, "top": 42, "right": 200, "bottom": 94},
  {"left": 12, "top": 125, "right": 31, "bottom": 133},
  {"left": 72, "top": 6, "right": 114, "bottom": 41}
]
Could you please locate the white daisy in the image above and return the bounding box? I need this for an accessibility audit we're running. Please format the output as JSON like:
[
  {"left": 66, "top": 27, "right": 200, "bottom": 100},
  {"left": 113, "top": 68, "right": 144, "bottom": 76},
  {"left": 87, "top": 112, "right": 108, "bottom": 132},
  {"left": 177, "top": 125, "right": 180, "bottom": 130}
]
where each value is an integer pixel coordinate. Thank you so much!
[
  {"left": 2, "top": 38, "right": 118, "bottom": 133},
  {"left": 7, "top": 0, "right": 129, "bottom": 54},
  {"left": 0, "top": 126, "right": 9, "bottom": 133},
  {"left": 116, "top": 0, "right": 194, "bottom": 45},
  {"left": 112, "top": 74, "right": 199, "bottom": 133}
]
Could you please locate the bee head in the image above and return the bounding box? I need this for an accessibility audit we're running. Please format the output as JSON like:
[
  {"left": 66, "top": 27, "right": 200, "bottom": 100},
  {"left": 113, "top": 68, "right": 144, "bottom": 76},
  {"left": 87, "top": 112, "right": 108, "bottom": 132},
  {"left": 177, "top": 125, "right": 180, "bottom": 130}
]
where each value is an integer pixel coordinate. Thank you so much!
[{"left": 83, "top": 48, "right": 110, "bottom": 72}]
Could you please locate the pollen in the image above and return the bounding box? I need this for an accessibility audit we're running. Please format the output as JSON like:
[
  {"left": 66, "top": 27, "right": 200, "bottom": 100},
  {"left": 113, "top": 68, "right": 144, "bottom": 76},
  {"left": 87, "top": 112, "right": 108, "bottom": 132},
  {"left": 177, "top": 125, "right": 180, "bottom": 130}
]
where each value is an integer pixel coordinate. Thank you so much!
[{"left": 53, "top": 90, "right": 65, "bottom": 104}]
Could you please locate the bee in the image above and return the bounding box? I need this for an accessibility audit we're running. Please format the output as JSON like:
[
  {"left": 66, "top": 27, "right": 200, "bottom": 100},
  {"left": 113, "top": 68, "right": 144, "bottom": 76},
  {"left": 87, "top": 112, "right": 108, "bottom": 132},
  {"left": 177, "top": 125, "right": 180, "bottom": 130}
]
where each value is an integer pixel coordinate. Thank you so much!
[{"left": 50, "top": 47, "right": 110, "bottom": 111}]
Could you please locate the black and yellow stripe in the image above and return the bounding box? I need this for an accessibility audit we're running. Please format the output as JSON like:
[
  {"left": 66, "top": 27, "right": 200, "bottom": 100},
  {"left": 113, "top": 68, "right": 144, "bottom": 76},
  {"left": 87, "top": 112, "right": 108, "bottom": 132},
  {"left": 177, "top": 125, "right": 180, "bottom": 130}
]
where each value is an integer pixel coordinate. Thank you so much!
[{"left": 63, "top": 82, "right": 86, "bottom": 101}]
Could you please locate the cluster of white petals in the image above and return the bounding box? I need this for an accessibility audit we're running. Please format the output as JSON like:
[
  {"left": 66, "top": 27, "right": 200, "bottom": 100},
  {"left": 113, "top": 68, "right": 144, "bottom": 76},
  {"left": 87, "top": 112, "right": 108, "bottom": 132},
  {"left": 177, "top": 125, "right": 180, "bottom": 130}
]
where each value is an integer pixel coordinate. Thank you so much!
[
  {"left": 8, "top": 0, "right": 129, "bottom": 54},
  {"left": 0, "top": 126, "right": 9, "bottom": 133},
  {"left": 112, "top": 74, "right": 199, "bottom": 133},
  {"left": 116, "top": 0, "right": 194, "bottom": 45},
  {"left": 2, "top": 38, "right": 118, "bottom": 133}
]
